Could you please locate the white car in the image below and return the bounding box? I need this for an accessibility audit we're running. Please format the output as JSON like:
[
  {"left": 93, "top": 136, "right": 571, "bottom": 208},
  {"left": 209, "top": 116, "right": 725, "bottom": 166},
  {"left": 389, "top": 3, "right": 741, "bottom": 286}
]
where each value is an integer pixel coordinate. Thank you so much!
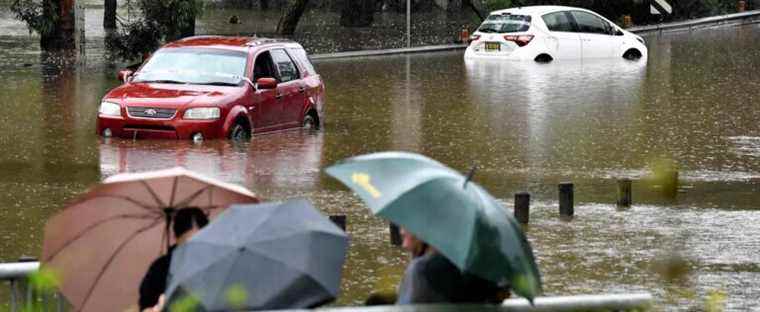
[{"left": 464, "top": 6, "right": 648, "bottom": 62}]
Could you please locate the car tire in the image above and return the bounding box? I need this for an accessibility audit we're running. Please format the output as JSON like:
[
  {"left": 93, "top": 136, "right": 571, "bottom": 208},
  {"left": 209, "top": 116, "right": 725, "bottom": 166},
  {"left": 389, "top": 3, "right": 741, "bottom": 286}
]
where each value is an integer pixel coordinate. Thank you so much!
[
  {"left": 534, "top": 54, "right": 553, "bottom": 63},
  {"left": 302, "top": 113, "right": 318, "bottom": 130},
  {"left": 623, "top": 49, "right": 642, "bottom": 60},
  {"left": 229, "top": 121, "right": 251, "bottom": 141}
]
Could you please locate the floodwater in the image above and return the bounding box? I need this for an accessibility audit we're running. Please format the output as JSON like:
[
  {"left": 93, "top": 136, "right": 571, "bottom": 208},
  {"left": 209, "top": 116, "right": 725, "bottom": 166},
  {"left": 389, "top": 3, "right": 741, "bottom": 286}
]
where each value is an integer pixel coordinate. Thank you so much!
[{"left": 2, "top": 8, "right": 760, "bottom": 311}]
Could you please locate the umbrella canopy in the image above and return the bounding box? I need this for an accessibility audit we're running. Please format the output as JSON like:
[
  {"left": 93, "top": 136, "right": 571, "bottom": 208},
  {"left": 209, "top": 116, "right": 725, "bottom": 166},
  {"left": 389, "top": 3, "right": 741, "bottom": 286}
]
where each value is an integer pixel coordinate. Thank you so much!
[
  {"left": 165, "top": 199, "right": 348, "bottom": 311},
  {"left": 41, "top": 167, "right": 259, "bottom": 312},
  {"left": 325, "top": 152, "right": 542, "bottom": 301}
]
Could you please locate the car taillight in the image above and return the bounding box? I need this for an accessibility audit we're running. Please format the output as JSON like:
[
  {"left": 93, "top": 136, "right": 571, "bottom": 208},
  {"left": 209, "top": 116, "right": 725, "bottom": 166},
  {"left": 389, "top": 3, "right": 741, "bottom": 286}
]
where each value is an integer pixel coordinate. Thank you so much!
[{"left": 504, "top": 35, "right": 534, "bottom": 47}]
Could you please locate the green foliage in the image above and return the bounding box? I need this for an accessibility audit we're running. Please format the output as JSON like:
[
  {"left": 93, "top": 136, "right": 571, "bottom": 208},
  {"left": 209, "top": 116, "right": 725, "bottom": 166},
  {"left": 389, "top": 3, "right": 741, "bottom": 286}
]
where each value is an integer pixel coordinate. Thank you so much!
[
  {"left": 28, "top": 267, "right": 62, "bottom": 293},
  {"left": 107, "top": 0, "right": 205, "bottom": 61},
  {"left": 20, "top": 267, "right": 63, "bottom": 312},
  {"left": 225, "top": 284, "right": 248, "bottom": 309},
  {"left": 169, "top": 293, "right": 201, "bottom": 312},
  {"left": 484, "top": 0, "right": 513, "bottom": 11},
  {"left": 704, "top": 289, "right": 727, "bottom": 312},
  {"left": 10, "top": 0, "right": 57, "bottom": 36}
]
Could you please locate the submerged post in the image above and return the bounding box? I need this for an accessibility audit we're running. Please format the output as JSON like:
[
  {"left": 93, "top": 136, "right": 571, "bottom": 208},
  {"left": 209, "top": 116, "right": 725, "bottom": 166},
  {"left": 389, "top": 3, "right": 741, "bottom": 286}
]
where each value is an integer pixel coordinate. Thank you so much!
[
  {"left": 662, "top": 168, "right": 679, "bottom": 198},
  {"left": 390, "top": 223, "right": 402, "bottom": 246},
  {"left": 559, "top": 182, "right": 574, "bottom": 218},
  {"left": 514, "top": 192, "right": 530, "bottom": 224},
  {"left": 617, "top": 179, "right": 632, "bottom": 207},
  {"left": 328, "top": 215, "right": 346, "bottom": 232}
]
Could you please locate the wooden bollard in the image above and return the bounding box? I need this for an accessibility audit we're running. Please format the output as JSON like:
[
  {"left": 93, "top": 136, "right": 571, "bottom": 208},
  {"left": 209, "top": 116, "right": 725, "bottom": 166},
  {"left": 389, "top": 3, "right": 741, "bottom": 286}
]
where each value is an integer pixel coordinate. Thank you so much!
[
  {"left": 662, "top": 169, "right": 679, "bottom": 198},
  {"left": 617, "top": 179, "right": 632, "bottom": 207},
  {"left": 329, "top": 215, "right": 346, "bottom": 232},
  {"left": 514, "top": 192, "right": 530, "bottom": 224},
  {"left": 559, "top": 182, "right": 574, "bottom": 218},
  {"left": 390, "top": 223, "right": 402, "bottom": 246}
]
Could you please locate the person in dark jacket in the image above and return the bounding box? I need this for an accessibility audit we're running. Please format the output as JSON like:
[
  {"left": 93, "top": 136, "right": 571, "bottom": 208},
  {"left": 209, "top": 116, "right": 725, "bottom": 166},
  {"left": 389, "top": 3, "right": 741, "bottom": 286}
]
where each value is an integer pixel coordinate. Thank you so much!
[
  {"left": 139, "top": 208, "right": 209, "bottom": 311},
  {"left": 396, "top": 227, "right": 508, "bottom": 304}
]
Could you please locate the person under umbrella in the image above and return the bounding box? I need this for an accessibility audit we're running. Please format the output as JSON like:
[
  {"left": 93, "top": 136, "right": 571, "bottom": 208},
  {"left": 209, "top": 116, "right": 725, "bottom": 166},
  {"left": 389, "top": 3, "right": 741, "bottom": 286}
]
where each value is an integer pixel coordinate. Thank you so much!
[
  {"left": 325, "top": 152, "right": 542, "bottom": 303},
  {"left": 164, "top": 199, "right": 348, "bottom": 311},
  {"left": 396, "top": 227, "right": 507, "bottom": 304},
  {"left": 41, "top": 167, "right": 258, "bottom": 312},
  {"left": 139, "top": 207, "right": 209, "bottom": 312}
]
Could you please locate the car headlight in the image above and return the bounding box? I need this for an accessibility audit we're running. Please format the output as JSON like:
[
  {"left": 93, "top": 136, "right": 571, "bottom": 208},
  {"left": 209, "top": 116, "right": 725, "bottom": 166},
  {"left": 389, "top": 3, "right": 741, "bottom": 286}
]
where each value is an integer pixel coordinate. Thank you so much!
[
  {"left": 184, "top": 107, "right": 220, "bottom": 120},
  {"left": 99, "top": 101, "right": 122, "bottom": 117}
]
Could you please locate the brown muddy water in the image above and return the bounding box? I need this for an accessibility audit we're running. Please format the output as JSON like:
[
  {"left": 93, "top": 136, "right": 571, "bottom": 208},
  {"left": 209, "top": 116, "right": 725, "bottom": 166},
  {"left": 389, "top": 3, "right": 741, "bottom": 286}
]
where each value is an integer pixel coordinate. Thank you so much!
[{"left": 1, "top": 9, "right": 760, "bottom": 311}]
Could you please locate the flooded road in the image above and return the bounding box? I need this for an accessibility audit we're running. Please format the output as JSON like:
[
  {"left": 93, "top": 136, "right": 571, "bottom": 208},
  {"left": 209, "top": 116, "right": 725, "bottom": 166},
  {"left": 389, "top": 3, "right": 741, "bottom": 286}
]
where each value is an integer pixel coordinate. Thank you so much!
[{"left": 1, "top": 17, "right": 760, "bottom": 310}]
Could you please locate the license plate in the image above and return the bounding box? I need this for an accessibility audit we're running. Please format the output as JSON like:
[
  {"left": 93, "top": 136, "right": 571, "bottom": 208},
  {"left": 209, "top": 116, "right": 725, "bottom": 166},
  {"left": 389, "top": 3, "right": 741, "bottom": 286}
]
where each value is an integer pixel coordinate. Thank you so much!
[{"left": 485, "top": 42, "right": 501, "bottom": 51}]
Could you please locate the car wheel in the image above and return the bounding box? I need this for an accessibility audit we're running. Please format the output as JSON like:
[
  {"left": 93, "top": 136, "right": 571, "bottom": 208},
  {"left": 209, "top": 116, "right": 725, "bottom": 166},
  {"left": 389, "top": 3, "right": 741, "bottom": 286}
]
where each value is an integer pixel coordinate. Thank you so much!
[
  {"left": 229, "top": 122, "right": 251, "bottom": 141},
  {"left": 534, "top": 54, "right": 553, "bottom": 63},
  {"left": 302, "top": 113, "right": 317, "bottom": 130},
  {"left": 623, "top": 49, "right": 642, "bottom": 60}
]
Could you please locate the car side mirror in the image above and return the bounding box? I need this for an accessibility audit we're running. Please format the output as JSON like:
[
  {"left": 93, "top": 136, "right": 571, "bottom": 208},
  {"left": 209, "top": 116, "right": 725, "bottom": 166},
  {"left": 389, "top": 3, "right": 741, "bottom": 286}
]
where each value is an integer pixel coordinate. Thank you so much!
[
  {"left": 256, "top": 77, "right": 278, "bottom": 90},
  {"left": 118, "top": 70, "right": 134, "bottom": 83},
  {"left": 615, "top": 29, "right": 624, "bottom": 36}
]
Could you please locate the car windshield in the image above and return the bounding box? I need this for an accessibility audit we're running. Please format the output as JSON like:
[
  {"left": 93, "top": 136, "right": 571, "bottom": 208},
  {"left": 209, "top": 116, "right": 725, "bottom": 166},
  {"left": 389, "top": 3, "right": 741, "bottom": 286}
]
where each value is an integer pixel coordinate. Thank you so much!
[
  {"left": 478, "top": 14, "right": 531, "bottom": 33},
  {"left": 133, "top": 48, "right": 248, "bottom": 86}
]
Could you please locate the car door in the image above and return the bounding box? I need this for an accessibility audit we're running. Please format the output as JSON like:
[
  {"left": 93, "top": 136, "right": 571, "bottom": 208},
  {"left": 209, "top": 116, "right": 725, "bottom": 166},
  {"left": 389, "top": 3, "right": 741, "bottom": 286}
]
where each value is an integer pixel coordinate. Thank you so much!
[
  {"left": 541, "top": 11, "right": 581, "bottom": 59},
  {"left": 570, "top": 11, "right": 615, "bottom": 59},
  {"left": 270, "top": 48, "right": 305, "bottom": 127},
  {"left": 251, "top": 50, "right": 280, "bottom": 129}
]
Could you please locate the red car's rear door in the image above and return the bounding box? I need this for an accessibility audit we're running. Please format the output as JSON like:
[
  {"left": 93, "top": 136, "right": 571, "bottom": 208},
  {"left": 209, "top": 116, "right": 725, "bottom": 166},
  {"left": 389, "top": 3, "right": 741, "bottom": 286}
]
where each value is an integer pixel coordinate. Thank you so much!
[{"left": 270, "top": 49, "right": 306, "bottom": 127}]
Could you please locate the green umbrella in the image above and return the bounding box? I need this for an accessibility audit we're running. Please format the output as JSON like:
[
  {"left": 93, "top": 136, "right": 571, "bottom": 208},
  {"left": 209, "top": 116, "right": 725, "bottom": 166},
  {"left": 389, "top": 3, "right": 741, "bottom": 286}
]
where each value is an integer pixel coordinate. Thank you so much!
[{"left": 325, "top": 152, "right": 541, "bottom": 301}]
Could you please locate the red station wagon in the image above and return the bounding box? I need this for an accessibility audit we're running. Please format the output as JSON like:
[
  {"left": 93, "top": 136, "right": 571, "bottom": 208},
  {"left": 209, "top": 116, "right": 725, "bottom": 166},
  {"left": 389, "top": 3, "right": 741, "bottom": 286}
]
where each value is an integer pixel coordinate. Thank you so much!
[{"left": 97, "top": 36, "right": 325, "bottom": 141}]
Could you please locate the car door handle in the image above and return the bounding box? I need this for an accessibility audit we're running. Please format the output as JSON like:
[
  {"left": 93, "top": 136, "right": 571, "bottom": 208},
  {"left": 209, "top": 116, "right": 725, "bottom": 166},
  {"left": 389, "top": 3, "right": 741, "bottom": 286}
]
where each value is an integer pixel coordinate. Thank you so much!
[
  {"left": 275, "top": 93, "right": 282, "bottom": 100},
  {"left": 298, "top": 87, "right": 306, "bottom": 93}
]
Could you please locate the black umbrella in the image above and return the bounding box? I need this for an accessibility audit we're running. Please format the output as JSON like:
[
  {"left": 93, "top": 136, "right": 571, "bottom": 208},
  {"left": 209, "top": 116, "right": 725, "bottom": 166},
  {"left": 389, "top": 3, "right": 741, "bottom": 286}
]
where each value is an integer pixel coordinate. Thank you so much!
[{"left": 164, "top": 199, "right": 349, "bottom": 311}]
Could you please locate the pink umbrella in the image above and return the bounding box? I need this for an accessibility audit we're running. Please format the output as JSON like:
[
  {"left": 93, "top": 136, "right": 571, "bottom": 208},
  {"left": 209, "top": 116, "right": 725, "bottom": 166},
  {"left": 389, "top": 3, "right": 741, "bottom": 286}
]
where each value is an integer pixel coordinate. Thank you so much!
[{"left": 41, "top": 167, "right": 259, "bottom": 312}]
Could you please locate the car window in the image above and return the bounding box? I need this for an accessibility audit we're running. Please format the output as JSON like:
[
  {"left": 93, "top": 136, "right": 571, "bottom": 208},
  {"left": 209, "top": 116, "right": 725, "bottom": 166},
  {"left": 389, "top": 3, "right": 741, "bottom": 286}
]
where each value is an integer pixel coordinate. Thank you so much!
[
  {"left": 571, "top": 11, "right": 609, "bottom": 35},
  {"left": 287, "top": 48, "right": 317, "bottom": 76},
  {"left": 477, "top": 14, "right": 531, "bottom": 33},
  {"left": 134, "top": 48, "right": 247, "bottom": 85},
  {"left": 270, "top": 49, "right": 300, "bottom": 83},
  {"left": 253, "top": 51, "right": 277, "bottom": 81},
  {"left": 542, "top": 11, "right": 575, "bottom": 32}
]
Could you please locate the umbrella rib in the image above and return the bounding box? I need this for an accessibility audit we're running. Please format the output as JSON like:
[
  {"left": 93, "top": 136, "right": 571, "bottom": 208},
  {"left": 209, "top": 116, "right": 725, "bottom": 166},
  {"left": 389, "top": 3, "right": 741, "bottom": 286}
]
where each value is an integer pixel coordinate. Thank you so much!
[
  {"left": 169, "top": 176, "right": 179, "bottom": 208},
  {"left": 174, "top": 185, "right": 212, "bottom": 208},
  {"left": 141, "top": 180, "right": 167, "bottom": 207},
  {"left": 79, "top": 218, "right": 163, "bottom": 310},
  {"left": 43, "top": 213, "right": 159, "bottom": 262}
]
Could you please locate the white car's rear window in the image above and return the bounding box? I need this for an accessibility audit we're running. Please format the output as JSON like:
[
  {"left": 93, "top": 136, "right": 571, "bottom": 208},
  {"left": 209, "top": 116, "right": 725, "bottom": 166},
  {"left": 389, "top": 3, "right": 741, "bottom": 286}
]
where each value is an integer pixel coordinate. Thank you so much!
[{"left": 478, "top": 14, "right": 531, "bottom": 33}]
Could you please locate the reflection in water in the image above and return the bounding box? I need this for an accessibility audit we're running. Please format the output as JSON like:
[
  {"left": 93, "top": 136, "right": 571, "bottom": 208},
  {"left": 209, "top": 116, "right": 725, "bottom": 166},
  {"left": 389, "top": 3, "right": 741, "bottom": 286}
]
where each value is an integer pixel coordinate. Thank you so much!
[
  {"left": 99, "top": 131, "right": 325, "bottom": 194},
  {"left": 463, "top": 58, "right": 646, "bottom": 176}
]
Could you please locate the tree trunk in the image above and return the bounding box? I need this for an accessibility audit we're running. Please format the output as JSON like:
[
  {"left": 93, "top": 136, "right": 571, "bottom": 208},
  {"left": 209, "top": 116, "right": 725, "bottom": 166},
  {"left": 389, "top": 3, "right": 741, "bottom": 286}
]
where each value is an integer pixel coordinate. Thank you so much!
[
  {"left": 40, "top": 0, "right": 76, "bottom": 51},
  {"left": 340, "top": 0, "right": 375, "bottom": 27},
  {"left": 104, "top": 0, "right": 117, "bottom": 29},
  {"left": 463, "top": 0, "right": 486, "bottom": 21},
  {"left": 165, "top": 0, "right": 196, "bottom": 41},
  {"left": 276, "top": 0, "right": 310, "bottom": 35}
]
